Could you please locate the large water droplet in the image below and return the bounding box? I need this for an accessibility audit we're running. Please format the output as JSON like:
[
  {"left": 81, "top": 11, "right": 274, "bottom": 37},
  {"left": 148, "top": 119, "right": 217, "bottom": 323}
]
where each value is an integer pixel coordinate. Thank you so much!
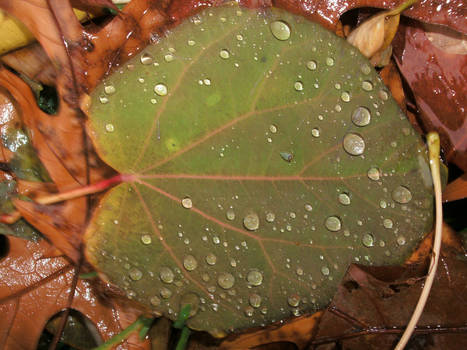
[
  {"left": 360, "top": 63, "right": 371, "bottom": 75},
  {"left": 367, "top": 167, "right": 381, "bottom": 181},
  {"left": 160, "top": 287, "right": 172, "bottom": 299},
  {"left": 154, "top": 83, "right": 168, "bottom": 96},
  {"left": 338, "top": 193, "right": 351, "bottom": 205},
  {"left": 141, "top": 234, "right": 152, "bottom": 245},
  {"left": 160, "top": 267, "right": 174, "bottom": 284},
  {"left": 140, "top": 53, "right": 154, "bottom": 65},
  {"left": 392, "top": 186, "right": 412, "bottom": 204},
  {"left": 340, "top": 91, "right": 351, "bottom": 102},
  {"left": 305, "top": 204, "right": 313, "bottom": 212},
  {"left": 217, "top": 272, "right": 235, "bottom": 289},
  {"left": 269, "top": 124, "right": 278, "bottom": 133},
  {"left": 181, "top": 197, "right": 193, "bottom": 209},
  {"left": 226, "top": 209, "right": 235, "bottom": 221},
  {"left": 129, "top": 267, "right": 142, "bottom": 281},
  {"left": 270, "top": 20, "right": 291, "bottom": 41},
  {"left": 306, "top": 60, "right": 317, "bottom": 70},
  {"left": 383, "top": 218, "right": 393, "bottom": 229},
  {"left": 247, "top": 270, "right": 263, "bottom": 286},
  {"left": 325, "top": 216, "right": 342, "bottom": 232},
  {"left": 362, "top": 80, "right": 374, "bottom": 91},
  {"left": 326, "top": 57, "right": 335, "bottom": 66},
  {"left": 343, "top": 133, "right": 365, "bottom": 156},
  {"left": 183, "top": 255, "right": 198, "bottom": 271},
  {"left": 104, "top": 85, "right": 116, "bottom": 95},
  {"left": 287, "top": 294, "right": 300, "bottom": 307},
  {"left": 351, "top": 106, "right": 371, "bottom": 126},
  {"left": 311, "top": 128, "right": 320, "bottom": 138},
  {"left": 249, "top": 294, "right": 262, "bottom": 308},
  {"left": 205, "top": 253, "right": 217, "bottom": 265},
  {"left": 219, "top": 49, "right": 230, "bottom": 59},
  {"left": 294, "top": 81, "right": 304, "bottom": 91},
  {"left": 243, "top": 213, "right": 259, "bottom": 231},
  {"left": 362, "top": 233, "right": 374, "bottom": 247}
]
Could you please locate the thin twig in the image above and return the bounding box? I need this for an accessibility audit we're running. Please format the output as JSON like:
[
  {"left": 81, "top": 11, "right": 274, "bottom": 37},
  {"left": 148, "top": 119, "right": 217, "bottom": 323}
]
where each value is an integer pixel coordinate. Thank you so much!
[{"left": 394, "top": 132, "right": 442, "bottom": 350}]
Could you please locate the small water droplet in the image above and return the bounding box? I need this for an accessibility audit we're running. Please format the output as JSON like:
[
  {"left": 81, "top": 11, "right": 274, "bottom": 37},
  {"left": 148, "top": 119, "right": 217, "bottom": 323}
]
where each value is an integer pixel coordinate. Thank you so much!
[
  {"left": 226, "top": 209, "right": 235, "bottom": 221},
  {"left": 154, "top": 83, "right": 168, "bottom": 96},
  {"left": 164, "top": 53, "right": 174, "bottom": 62},
  {"left": 99, "top": 96, "right": 109, "bottom": 104},
  {"left": 367, "top": 167, "right": 381, "bottom": 181},
  {"left": 212, "top": 236, "right": 220, "bottom": 244},
  {"left": 181, "top": 197, "right": 193, "bottom": 209},
  {"left": 379, "top": 89, "right": 389, "bottom": 100},
  {"left": 321, "top": 266, "right": 330, "bottom": 276},
  {"left": 380, "top": 200, "right": 387, "bottom": 209},
  {"left": 362, "top": 233, "right": 374, "bottom": 247},
  {"left": 306, "top": 60, "right": 317, "bottom": 70},
  {"left": 249, "top": 294, "right": 262, "bottom": 308},
  {"left": 141, "top": 234, "right": 152, "bottom": 245},
  {"left": 244, "top": 306, "right": 254, "bottom": 317},
  {"left": 269, "top": 124, "right": 277, "bottom": 133},
  {"left": 183, "top": 255, "right": 198, "bottom": 271},
  {"left": 105, "top": 123, "right": 114, "bottom": 133},
  {"left": 247, "top": 270, "right": 263, "bottom": 286},
  {"left": 150, "top": 296, "right": 161, "bottom": 306},
  {"left": 294, "top": 81, "right": 303, "bottom": 91},
  {"left": 160, "top": 267, "right": 174, "bottom": 284},
  {"left": 343, "top": 133, "right": 365, "bottom": 156},
  {"left": 340, "top": 91, "right": 351, "bottom": 102},
  {"left": 351, "top": 106, "right": 371, "bottom": 127},
  {"left": 160, "top": 287, "right": 172, "bottom": 299},
  {"left": 203, "top": 78, "right": 211, "bottom": 85},
  {"left": 205, "top": 253, "right": 217, "bottom": 265},
  {"left": 305, "top": 204, "right": 313, "bottom": 212},
  {"left": 296, "top": 267, "right": 304, "bottom": 276},
  {"left": 270, "top": 20, "right": 291, "bottom": 41},
  {"left": 311, "top": 128, "right": 320, "bottom": 137},
  {"left": 129, "top": 268, "right": 142, "bottom": 281},
  {"left": 265, "top": 212, "right": 275, "bottom": 223},
  {"left": 187, "top": 39, "right": 196, "bottom": 46},
  {"left": 280, "top": 152, "right": 293, "bottom": 162},
  {"left": 326, "top": 57, "right": 335, "bottom": 66},
  {"left": 217, "top": 272, "right": 235, "bottom": 289},
  {"left": 383, "top": 218, "right": 393, "bottom": 229},
  {"left": 397, "top": 236, "right": 406, "bottom": 246},
  {"left": 325, "top": 216, "right": 342, "bottom": 232},
  {"left": 360, "top": 63, "right": 371, "bottom": 75},
  {"left": 104, "top": 85, "right": 116, "bottom": 95},
  {"left": 236, "top": 34, "right": 243, "bottom": 41},
  {"left": 362, "top": 80, "right": 374, "bottom": 91},
  {"left": 140, "top": 53, "right": 154, "bottom": 65},
  {"left": 219, "top": 49, "right": 230, "bottom": 59},
  {"left": 338, "top": 193, "right": 351, "bottom": 205},
  {"left": 243, "top": 212, "right": 259, "bottom": 231},
  {"left": 287, "top": 294, "right": 300, "bottom": 307},
  {"left": 392, "top": 186, "right": 412, "bottom": 204}
]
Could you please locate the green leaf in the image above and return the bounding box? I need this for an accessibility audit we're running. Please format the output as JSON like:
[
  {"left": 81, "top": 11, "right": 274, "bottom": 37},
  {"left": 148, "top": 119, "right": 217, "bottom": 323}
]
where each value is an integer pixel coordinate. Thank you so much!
[{"left": 85, "top": 4, "right": 434, "bottom": 334}]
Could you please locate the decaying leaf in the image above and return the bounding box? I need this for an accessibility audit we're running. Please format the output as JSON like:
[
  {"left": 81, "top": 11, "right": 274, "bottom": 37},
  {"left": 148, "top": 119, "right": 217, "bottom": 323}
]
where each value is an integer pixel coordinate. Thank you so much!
[{"left": 84, "top": 4, "right": 434, "bottom": 335}]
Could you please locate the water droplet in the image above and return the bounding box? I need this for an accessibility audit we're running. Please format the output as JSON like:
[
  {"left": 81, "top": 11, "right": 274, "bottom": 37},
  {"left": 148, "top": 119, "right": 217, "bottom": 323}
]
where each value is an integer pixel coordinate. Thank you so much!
[
  {"left": 205, "top": 253, "right": 217, "bottom": 265},
  {"left": 141, "top": 234, "right": 152, "bottom": 245},
  {"left": 311, "top": 128, "right": 320, "bottom": 137},
  {"left": 181, "top": 197, "right": 193, "bottom": 209},
  {"left": 203, "top": 78, "right": 211, "bottom": 85},
  {"left": 362, "top": 233, "right": 374, "bottom": 247},
  {"left": 183, "top": 255, "right": 198, "bottom": 271},
  {"left": 351, "top": 107, "right": 371, "bottom": 127},
  {"left": 294, "top": 81, "right": 304, "bottom": 91},
  {"left": 243, "top": 212, "right": 259, "bottom": 231},
  {"left": 236, "top": 34, "right": 243, "bottom": 41},
  {"left": 343, "top": 133, "right": 365, "bottom": 156},
  {"left": 280, "top": 152, "right": 293, "bottom": 162},
  {"left": 304, "top": 204, "right": 313, "bottom": 212},
  {"left": 296, "top": 267, "right": 304, "bottom": 276},
  {"left": 160, "top": 287, "right": 172, "bottom": 299},
  {"left": 288, "top": 294, "right": 300, "bottom": 307},
  {"left": 326, "top": 57, "right": 335, "bottom": 66},
  {"left": 212, "top": 236, "right": 220, "bottom": 244},
  {"left": 265, "top": 212, "right": 275, "bottom": 223},
  {"left": 362, "top": 80, "right": 373, "bottom": 91},
  {"left": 217, "top": 272, "right": 235, "bottom": 289},
  {"left": 244, "top": 306, "right": 254, "bottom": 317},
  {"left": 150, "top": 296, "right": 161, "bottom": 306},
  {"left": 247, "top": 270, "right": 263, "bottom": 286},
  {"left": 129, "top": 268, "right": 142, "bottom": 281},
  {"left": 383, "top": 218, "right": 393, "bottom": 229},
  {"left": 306, "top": 60, "right": 317, "bottom": 70},
  {"left": 104, "top": 85, "right": 116, "bottom": 95},
  {"left": 187, "top": 39, "right": 195, "bottom": 46},
  {"left": 338, "top": 193, "right": 351, "bottom": 205},
  {"left": 379, "top": 200, "right": 387, "bottom": 209},
  {"left": 379, "top": 89, "right": 389, "bottom": 100},
  {"left": 226, "top": 209, "right": 235, "bottom": 221},
  {"left": 160, "top": 267, "right": 174, "bottom": 284},
  {"left": 360, "top": 63, "right": 371, "bottom": 75},
  {"left": 340, "top": 91, "right": 351, "bottom": 102},
  {"left": 249, "top": 294, "right": 262, "bottom": 308},
  {"left": 397, "top": 236, "right": 406, "bottom": 246},
  {"left": 392, "top": 186, "right": 412, "bottom": 204},
  {"left": 99, "top": 96, "right": 109, "bottom": 104},
  {"left": 325, "top": 216, "right": 342, "bottom": 232},
  {"left": 269, "top": 124, "right": 277, "bottom": 133},
  {"left": 367, "top": 167, "right": 381, "bottom": 181},
  {"left": 164, "top": 53, "right": 174, "bottom": 62},
  {"left": 140, "top": 53, "right": 154, "bottom": 65},
  {"left": 321, "top": 266, "right": 330, "bottom": 276},
  {"left": 105, "top": 123, "right": 114, "bottom": 133},
  {"left": 219, "top": 49, "right": 230, "bottom": 59},
  {"left": 270, "top": 20, "right": 291, "bottom": 41}
]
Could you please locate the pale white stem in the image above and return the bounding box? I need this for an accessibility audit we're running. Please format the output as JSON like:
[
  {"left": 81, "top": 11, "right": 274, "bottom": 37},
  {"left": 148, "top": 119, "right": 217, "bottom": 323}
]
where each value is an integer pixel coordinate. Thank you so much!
[{"left": 394, "top": 132, "right": 443, "bottom": 350}]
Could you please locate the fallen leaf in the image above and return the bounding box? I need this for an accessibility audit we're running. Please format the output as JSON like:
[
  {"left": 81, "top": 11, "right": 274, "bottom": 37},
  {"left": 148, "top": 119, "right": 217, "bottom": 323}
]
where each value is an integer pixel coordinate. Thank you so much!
[
  {"left": 393, "top": 21, "right": 467, "bottom": 171},
  {"left": 379, "top": 60, "right": 406, "bottom": 111},
  {"left": 0, "top": 236, "right": 150, "bottom": 349},
  {"left": 443, "top": 173, "right": 467, "bottom": 203}
]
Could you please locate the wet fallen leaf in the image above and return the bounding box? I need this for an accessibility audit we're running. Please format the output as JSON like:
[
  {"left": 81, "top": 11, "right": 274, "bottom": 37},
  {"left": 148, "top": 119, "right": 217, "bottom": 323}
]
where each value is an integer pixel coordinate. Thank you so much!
[{"left": 443, "top": 173, "right": 467, "bottom": 203}]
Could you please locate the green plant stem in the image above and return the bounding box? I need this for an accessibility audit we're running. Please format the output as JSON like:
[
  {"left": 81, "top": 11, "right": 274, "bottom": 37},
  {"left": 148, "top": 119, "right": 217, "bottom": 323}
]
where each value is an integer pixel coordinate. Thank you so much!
[
  {"left": 92, "top": 316, "right": 153, "bottom": 350},
  {"left": 387, "top": 0, "right": 419, "bottom": 16},
  {"left": 79, "top": 271, "right": 98, "bottom": 279},
  {"left": 175, "top": 327, "right": 191, "bottom": 350}
]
